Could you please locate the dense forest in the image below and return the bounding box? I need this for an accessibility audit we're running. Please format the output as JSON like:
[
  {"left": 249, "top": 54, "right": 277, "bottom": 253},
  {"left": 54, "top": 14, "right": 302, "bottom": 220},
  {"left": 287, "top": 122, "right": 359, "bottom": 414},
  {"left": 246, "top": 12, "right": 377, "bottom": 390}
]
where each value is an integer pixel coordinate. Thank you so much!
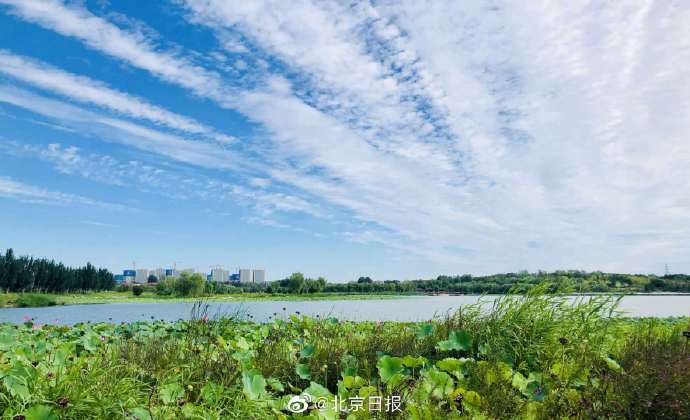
[{"left": 0, "top": 249, "right": 114, "bottom": 292}]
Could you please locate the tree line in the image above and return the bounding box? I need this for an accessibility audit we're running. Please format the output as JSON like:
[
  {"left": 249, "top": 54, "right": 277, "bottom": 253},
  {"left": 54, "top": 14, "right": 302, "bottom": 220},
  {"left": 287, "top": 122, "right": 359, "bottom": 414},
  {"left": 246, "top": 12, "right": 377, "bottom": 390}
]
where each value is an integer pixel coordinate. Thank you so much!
[
  {"left": 223, "top": 270, "right": 690, "bottom": 295},
  {"left": 0, "top": 248, "right": 114, "bottom": 292},
  {"left": 3, "top": 247, "right": 689, "bottom": 295}
]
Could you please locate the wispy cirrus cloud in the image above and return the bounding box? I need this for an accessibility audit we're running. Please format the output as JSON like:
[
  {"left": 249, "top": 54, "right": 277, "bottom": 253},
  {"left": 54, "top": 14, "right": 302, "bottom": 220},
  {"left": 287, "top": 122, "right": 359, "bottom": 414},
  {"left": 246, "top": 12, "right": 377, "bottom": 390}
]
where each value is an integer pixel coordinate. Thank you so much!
[
  {"left": 0, "top": 0, "right": 235, "bottom": 105},
  {"left": 0, "top": 49, "right": 235, "bottom": 143},
  {"left": 0, "top": 139, "right": 325, "bottom": 222},
  {"left": 2, "top": 0, "right": 690, "bottom": 274},
  {"left": 0, "top": 175, "right": 121, "bottom": 208},
  {"left": 0, "top": 85, "right": 245, "bottom": 171}
]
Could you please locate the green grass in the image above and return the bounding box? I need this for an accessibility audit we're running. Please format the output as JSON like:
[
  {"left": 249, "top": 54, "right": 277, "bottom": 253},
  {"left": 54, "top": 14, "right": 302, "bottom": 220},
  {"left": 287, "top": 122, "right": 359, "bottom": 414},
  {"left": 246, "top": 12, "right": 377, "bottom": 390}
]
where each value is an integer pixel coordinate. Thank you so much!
[
  {"left": 2, "top": 291, "right": 407, "bottom": 307},
  {"left": 56, "top": 290, "right": 409, "bottom": 305},
  {"left": 1, "top": 289, "right": 688, "bottom": 419},
  {"left": 0, "top": 293, "right": 60, "bottom": 308}
]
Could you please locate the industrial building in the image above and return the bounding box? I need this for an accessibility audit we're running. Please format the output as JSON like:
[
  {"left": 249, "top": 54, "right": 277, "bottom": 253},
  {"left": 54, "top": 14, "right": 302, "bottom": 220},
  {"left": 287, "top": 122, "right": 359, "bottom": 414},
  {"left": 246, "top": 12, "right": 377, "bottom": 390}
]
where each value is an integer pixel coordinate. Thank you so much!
[
  {"left": 252, "top": 269, "right": 266, "bottom": 283},
  {"left": 134, "top": 269, "right": 149, "bottom": 284},
  {"left": 118, "top": 266, "right": 266, "bottom": 283},
  {"left": 238, "top": 268, "right": 266, "bottom": 283},
  {"left": 239, "top": 268, "right": 252, "bottom": 283},
  {"left": 210, "top": 267, "right": 229, "bottom": 282}
]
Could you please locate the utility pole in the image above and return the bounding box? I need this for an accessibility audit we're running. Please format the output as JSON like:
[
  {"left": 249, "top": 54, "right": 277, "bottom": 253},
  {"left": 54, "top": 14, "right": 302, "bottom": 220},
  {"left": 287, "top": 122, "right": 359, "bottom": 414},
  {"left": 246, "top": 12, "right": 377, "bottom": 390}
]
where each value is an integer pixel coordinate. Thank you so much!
[{"left": 664, "top": 264, "right": 670, "bottom": 277}]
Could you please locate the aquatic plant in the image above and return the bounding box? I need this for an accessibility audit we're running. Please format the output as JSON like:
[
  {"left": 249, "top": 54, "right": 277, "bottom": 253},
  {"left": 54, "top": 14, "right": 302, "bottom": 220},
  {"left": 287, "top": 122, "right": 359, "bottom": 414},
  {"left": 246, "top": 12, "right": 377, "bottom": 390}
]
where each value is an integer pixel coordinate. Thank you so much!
[{"left": 0, "top": 291, "right": 687, "bottom": 419}]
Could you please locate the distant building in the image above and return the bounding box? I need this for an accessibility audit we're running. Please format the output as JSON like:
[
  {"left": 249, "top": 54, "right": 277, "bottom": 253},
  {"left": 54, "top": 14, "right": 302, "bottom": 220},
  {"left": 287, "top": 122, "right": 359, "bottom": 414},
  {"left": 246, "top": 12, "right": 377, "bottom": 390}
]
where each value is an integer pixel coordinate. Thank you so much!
[
  {"left": 229, "top": 273, "right": 240, "bottom": 282},
  {"left": 114, "top": 274, "right": 125, "bottom": 284},
  {"left": 210, "top": 267, "right": 229, "bottom": 282},
  {"left": 135, "top": 269, "right": 149, "bottom": 284},
  {"left": 165, "top": 268, "right": 194, "bottom": 279},
  {"left": 239, "top": 268, "right": 252, "bottom": 283},
  {"left": 253, "top": 269, "right": 266, "bottom": 283},
  {"left": 123, "top": 269, "right": 136, "bottom": 284}
]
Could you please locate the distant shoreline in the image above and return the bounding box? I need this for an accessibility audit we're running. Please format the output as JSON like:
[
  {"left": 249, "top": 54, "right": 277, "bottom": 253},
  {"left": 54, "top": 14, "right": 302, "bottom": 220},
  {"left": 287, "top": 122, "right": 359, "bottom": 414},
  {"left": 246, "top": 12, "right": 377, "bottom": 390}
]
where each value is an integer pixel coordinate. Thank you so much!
[{"left": 3, "top": 290, "right": 690, "bottom": 308}]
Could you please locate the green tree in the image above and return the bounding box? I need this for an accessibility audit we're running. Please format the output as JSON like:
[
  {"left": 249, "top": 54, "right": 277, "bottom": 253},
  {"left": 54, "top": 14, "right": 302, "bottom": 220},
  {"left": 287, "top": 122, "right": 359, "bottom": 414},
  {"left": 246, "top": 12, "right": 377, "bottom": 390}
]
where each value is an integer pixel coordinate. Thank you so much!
[{"left": 287, "top": 272, "right": 306, "bottom": 293}]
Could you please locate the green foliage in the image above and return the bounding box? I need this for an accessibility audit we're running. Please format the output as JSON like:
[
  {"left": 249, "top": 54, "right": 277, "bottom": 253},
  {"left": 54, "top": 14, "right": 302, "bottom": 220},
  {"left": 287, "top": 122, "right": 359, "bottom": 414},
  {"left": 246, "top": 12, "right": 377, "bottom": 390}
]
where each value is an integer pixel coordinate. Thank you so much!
[
  {"left": 154, "top": 273, "right": 205, "bottom": 297},
  {"left": 241, "top": 370, "right": 267, "bottom": 400},
  {"left": 377, "top": 355, "right": 404, "bottom": 383},
  {"left": 0, "top": 291, "right": 687, "bottom": 419},
  {"left": 131, "top": 285, "right": 144, "bottom": 296},
  {"left": 14, "top": 293, "right": 58, "bottom": 307},
  {"left": 436, "top": 330, "right": 472, "bottom": 352},
  {"left": 0, "top": 248, "right": 114, "bottom": 292}
]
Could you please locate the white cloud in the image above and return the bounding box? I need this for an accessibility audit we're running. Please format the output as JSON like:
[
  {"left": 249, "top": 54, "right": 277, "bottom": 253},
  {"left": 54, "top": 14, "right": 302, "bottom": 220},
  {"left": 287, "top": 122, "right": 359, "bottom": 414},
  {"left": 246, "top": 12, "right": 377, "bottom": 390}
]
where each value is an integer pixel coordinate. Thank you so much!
[
  {"left": 0, "top": 85, "right": 246, "bottom": 171},
  {"left": 3, "top": 0, "right": 690, "bottom": 273},
  {"left": 0, "top": 139, "right": 325, "bottom": 222},
  {"left": 0, "top": 49, "right": 235, "bottom": 143},
  {"left": 0, "top": 175, "right": 120, "bottom": 208}
]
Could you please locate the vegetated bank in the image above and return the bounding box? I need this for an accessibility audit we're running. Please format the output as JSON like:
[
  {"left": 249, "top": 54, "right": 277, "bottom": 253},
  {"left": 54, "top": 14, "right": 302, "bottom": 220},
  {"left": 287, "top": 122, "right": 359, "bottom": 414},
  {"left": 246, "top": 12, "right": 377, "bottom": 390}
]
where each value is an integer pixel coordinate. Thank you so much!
[
  {"left": 1, "top": 288, "right": 688, "bottom": 419},
  {"left": 2, "top": 248, "right": 690, "bottom": 308}
]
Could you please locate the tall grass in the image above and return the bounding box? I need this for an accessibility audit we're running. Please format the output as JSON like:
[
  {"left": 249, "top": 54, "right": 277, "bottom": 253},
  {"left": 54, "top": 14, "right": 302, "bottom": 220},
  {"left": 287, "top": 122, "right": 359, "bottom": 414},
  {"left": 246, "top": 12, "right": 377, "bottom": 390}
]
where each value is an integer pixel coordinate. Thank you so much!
[{"left": 0, "top": 288, "right": 687, "bottom": 419}]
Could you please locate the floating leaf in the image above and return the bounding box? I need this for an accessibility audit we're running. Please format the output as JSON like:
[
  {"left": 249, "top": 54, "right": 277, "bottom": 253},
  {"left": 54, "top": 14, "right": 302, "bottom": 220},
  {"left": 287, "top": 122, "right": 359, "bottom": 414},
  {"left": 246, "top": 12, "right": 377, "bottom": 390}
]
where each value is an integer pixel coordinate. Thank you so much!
[
  {"left": 267, "top": 377, "right": 284, "bottom": 392},
  {"left": 296, "top": 363, "right": 311, "bottom": 380},
  {"left": 3, "top": 374, "right": 30, "bottom": 402},
  {"left": 305, "top": 381, "right": 331, "bottom": 398},
  {"left": 159, "top": 382, "right": 184, "bottom": 405},
  {"left": 242, "top": 370, "right": 267, "bottom": 400},
  {"left": 377, "top": 356, "right": 404, "bottom": 383},
  {"left": 128, "top": 408, "right": 152, "bottom": 420},
  {"left": 24, "top": 404, "right": 58, "bottom": 420},
  {"left": 436, "top": 358, "right": 463, "bottom": 376},
  {"left": 300, "top": 344, "right": 315, "bottom": 358},
  {"left": 340, "top": 354, "right": 358, "bottom": 377},
  {"left": 402, "top": 355, "right": 427, "bottom": 368},
  {"left": 200, "top": 382, "right": 224, "bottom": 404},
  {"left": 415, "top": 323, "right": 434, "bottom": 339},
  {"left": 421, "top": 369, "right": 454, "bottom": 399},
  {"left": 462, "top": 390, "right": 482, "bottom": 410},
  {"left": 436, "top": 330, "right": 472, "bottom": 352}
]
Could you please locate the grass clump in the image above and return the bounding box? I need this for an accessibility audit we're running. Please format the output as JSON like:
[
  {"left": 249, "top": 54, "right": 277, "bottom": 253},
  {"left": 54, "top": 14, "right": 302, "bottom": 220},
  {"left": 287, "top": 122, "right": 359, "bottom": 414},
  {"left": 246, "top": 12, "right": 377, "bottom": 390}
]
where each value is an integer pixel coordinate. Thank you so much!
[{"left": 14, "top": 293, "right": 58, "bottom": 307}]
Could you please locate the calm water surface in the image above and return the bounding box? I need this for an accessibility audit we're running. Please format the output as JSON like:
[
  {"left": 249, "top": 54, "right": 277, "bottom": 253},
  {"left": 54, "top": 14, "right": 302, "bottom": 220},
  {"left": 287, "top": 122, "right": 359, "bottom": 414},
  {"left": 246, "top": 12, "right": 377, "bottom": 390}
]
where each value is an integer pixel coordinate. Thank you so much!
[{"left": 0, "top": 295, "right": 688, "bottom": 324}]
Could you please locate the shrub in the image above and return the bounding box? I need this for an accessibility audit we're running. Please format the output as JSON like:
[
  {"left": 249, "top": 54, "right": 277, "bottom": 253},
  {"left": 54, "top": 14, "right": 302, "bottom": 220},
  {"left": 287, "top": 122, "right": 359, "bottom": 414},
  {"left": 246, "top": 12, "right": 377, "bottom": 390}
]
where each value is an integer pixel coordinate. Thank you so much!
[
  {"left": 115, "top": 283, "right": 130, "bottom": 292},
  {"left": 155, "top": 277, "right": 175, "bottom": 296},
  {"left": 174, "top": 273, "right": 205, "bottom": 297},
  {"left": 15, "top": 293, "right": 57, "bottom": 307},
  {"left": 132, "top": 285, "right": 144, "bottom": 296},
  {"left": 583, "top": 319, "right": 690, "bottom": 419},
  {"left": 153, "top": 274, "right": 205, "bottom": 297}
]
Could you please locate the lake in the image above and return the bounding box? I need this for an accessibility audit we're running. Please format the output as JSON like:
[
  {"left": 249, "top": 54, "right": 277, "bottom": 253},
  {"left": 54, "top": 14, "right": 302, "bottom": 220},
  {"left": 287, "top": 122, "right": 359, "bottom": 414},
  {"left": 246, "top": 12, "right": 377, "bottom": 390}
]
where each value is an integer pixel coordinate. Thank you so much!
[{"left": 1, "top": 295, "right": 688, "bottom": 324}]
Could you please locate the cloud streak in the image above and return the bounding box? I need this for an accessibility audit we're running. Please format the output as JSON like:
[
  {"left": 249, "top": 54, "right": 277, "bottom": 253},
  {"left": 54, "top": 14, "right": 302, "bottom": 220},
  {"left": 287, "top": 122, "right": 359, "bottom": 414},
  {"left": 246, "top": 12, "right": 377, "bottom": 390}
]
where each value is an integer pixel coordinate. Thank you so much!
[
  {"left": 2, "top": 0, "right": 690, "bottom": 274},
  {"left": 0, "top": 49, "right": 235, "bottom": 143},
  {"left": 0, "top": 175, "right": 119, "bottom": 208}
]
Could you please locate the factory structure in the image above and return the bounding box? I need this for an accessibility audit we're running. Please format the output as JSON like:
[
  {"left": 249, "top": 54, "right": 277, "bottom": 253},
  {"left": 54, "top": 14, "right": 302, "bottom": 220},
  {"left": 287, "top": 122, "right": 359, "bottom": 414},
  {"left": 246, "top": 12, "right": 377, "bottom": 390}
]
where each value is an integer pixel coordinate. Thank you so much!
[{"left": 115, "top": 266, "right": 266, "bottom": 284}]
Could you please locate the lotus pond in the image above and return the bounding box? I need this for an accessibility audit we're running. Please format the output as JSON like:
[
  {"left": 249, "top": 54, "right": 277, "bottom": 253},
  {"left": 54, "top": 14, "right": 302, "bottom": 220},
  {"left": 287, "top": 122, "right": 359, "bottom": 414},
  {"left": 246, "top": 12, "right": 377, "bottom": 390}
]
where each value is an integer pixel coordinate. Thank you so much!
[{"left": 1, "top": 291, "right": 688, "bottom": 419}]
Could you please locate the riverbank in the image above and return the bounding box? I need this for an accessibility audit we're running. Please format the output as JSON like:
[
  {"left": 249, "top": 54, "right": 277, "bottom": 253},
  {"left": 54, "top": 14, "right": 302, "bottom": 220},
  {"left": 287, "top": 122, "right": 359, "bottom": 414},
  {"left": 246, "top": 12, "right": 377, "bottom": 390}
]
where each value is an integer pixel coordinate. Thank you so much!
[
  {"left": 3, "top": 289, "right": 690, "bottom": 308},
  {"left": 0, "top": 291, "right": 409, "bottom": 308},
  {"left": 0, "top": 293, "right": 62, "bottom": 308}
]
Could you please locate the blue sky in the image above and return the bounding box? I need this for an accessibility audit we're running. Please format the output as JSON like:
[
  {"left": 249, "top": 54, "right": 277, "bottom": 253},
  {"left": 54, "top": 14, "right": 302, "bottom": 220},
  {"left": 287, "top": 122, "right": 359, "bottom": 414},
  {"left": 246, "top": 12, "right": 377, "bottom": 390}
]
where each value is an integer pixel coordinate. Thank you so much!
[{"left": 1, "top": 0, "right": 689, "bottom": 281}]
